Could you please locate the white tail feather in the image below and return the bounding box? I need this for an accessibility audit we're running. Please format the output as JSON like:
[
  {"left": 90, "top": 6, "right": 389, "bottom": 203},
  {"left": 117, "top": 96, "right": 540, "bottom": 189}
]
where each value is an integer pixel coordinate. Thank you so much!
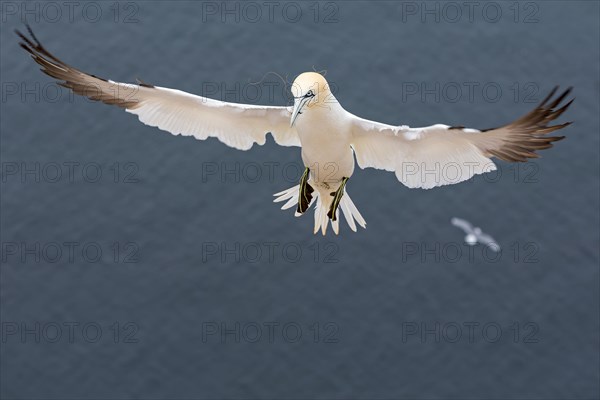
[{"left": 273, "top": 185, "right": 366, "bottom": 235}]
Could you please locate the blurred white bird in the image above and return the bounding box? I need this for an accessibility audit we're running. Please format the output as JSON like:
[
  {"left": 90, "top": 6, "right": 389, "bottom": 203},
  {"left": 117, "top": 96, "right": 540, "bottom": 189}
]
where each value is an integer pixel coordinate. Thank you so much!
[
  {"left": 451, "top": 217, "right": 501, "bottom": 252},
  {"left": 17, "top": 26, "right": 573, "bottom": 235}
]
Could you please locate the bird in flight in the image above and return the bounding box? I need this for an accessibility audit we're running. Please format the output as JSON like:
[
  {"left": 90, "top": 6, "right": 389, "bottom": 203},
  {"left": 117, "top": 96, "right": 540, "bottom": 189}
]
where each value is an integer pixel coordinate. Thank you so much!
[
  {"left": 17, "top": 26, "right": 573, "bottom": 235},
  {"left": 451, "top": 217, "right": 500, "bottom": 252}
]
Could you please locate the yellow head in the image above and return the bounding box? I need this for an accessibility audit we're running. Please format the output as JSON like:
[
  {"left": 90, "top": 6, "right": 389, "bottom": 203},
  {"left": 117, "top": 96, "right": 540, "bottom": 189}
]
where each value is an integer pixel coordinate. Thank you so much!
[{"left": 290, "top": 72, "right": 333, "bottom": 126}]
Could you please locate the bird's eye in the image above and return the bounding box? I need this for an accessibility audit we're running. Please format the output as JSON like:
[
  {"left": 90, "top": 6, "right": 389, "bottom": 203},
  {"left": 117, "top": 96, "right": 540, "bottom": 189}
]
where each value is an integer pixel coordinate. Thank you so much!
[{"left": 306, "top": 90, "right": 314, "bottom": 97}]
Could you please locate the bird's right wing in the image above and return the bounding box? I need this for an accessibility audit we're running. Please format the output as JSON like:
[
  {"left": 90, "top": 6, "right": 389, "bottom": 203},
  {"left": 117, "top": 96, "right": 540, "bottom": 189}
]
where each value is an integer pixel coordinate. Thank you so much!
[
  {"left": 477, "top": 233, "right": 501, "bottom": 252},
  {"left": 17, "top": 26, "right": 300, "bottom": 151},
  {"left": 349, "top": 87, "right": 573, "bottom": 189}
]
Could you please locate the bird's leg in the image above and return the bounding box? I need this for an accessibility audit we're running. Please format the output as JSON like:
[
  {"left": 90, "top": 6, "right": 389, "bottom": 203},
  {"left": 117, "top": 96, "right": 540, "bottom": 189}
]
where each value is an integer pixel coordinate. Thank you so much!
[
  {"left": 327, "top": 177, "right": 349, "bottom": 221},
  {"left": 297, "top": 167, "right": 314, "bottom": 214}
]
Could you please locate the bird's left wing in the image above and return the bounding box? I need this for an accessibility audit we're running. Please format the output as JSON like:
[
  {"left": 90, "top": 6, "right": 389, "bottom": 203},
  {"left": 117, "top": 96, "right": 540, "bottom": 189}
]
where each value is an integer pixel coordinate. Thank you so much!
[
  {"left": 17, "top": 26, "right": 299, "bottom": 150},
  {"left": 451, "top": 217, "right": 474, "bottom": 234},
  {"left": 350, "top": 87, "right": 573, "bottom": 189}
]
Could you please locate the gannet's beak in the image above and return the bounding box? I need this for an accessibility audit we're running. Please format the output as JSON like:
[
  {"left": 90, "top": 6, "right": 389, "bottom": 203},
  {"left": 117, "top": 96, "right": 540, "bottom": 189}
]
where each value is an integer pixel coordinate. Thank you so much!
[{"left": 290, "top": 96, "right": 311, "bottom": 127}]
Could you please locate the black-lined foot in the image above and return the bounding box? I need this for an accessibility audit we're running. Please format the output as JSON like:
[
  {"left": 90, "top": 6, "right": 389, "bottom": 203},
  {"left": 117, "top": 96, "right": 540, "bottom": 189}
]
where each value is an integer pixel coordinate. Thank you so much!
[
  {"left": 327, "top": 177, "right": 349, "bottom": 221},
  {"left": 297, "top": 167, "right": 314, "bottom": 214}
]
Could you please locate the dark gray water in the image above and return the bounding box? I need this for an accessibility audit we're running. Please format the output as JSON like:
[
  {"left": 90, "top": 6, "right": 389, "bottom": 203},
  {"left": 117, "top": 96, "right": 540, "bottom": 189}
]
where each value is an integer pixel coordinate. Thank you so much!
[{"left": 1, "top": 1, "right": 599, "bottom": 399}]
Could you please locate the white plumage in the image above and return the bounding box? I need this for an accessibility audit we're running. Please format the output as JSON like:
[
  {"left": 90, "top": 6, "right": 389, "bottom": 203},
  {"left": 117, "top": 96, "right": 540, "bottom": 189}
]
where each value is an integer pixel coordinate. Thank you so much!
[
  {"left": 18, "top": 26, "right": 573, "bottom": 235},
  {"left": 451, "top": 217, "right": 501, "bottom": 252}
]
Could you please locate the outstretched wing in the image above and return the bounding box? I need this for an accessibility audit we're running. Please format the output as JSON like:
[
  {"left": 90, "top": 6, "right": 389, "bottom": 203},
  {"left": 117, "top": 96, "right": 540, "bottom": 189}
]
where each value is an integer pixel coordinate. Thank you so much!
[
  {"left": 477, "top": 233, "right": 501, "bottom": 252},
  {"left": 450, "top": 217, "right": 475, "bottom": 235},
  {"left": 17, "top": 26, "right": 299, "bottom": 151},
  {"left": 350, "top": 87, "right": 573, "bottom": 189}
]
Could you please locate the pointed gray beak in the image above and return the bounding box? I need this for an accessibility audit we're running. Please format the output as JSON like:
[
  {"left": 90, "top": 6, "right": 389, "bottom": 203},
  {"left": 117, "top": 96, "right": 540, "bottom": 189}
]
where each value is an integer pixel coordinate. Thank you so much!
[{"left": 290, "top": 96, "right": 311, "bottom": 127}]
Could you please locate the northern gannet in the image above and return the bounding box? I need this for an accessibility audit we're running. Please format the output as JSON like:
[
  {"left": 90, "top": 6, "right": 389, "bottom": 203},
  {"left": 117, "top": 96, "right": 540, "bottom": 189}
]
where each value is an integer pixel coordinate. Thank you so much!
[{"left": 17, "top": 26, "right": 574, "bottom": 235}]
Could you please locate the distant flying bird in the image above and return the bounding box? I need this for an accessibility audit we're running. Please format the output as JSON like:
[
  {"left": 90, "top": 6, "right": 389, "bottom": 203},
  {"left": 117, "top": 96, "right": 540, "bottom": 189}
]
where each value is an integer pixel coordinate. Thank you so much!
[
  {"left": 16, "top": 26, "right": 574, "bottom": 235},
  {"left": 451, "top": 217, "right": 501, "bottom": 252}
]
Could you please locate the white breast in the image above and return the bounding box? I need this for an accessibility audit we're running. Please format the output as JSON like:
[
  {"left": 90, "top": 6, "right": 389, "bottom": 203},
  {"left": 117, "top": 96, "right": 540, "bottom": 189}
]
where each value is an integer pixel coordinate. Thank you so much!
[{"left": 295, "top": 105, "right": 355, "bottom": 186}]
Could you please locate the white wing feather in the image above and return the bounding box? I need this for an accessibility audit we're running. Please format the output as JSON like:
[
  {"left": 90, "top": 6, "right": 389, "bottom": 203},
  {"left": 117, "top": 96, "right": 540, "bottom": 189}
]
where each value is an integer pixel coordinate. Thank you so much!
[
  {"left": 451, "top": 217, "right": 475, "bottom": 235},
  {"left": 349, "top": 87, "right": 572, "bottom": 189},
  {"left": 124, "top": 86, "right": 299, "bottom": 150},
  {"left": 18, "top": 28, "right": 299, "bottom": 151}
]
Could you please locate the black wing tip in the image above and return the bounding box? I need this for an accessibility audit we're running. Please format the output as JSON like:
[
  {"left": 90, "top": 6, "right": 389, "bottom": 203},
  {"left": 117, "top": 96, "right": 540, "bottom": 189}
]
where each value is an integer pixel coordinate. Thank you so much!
[
  {"left": 15, "top": 23, "right": 67, "bottom": 67},
  {"left": 543, "top": 86, "right": 574, "bottom": 109},
  {"left": 16, "top": 24, "right": 44, "bottom": 58},
  {"left": 136, "top": 77, "right": 155, "bottom": 88},
  {"left": 561, "top": 87, "right": 573, "bottom": 101},
  {"left": 18, "top": 42, "right": 32, "bottom": 53},
  {"left": 17, "top": 24, "right": 143, "bottom": 89},
  {"left": 14, "top": 22, "right": 31, "bottom": 36},
  {"left": 25, "top": 23, "right": 36, "bottom": 37},
  {"left": 15, "top": 23, "right": 37, "bottom": 45},
  {"left": 15, "top": 29, "right": 33, "bottom": 50},
  {"left": 484, "top": 86, "right": 573, "bottom": 163},
  {"left": 538, "top": 86, "right": 558, "bottom": 106},
  {"left": 563, "top": 98, "right": 575, "bottom": 108}
]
